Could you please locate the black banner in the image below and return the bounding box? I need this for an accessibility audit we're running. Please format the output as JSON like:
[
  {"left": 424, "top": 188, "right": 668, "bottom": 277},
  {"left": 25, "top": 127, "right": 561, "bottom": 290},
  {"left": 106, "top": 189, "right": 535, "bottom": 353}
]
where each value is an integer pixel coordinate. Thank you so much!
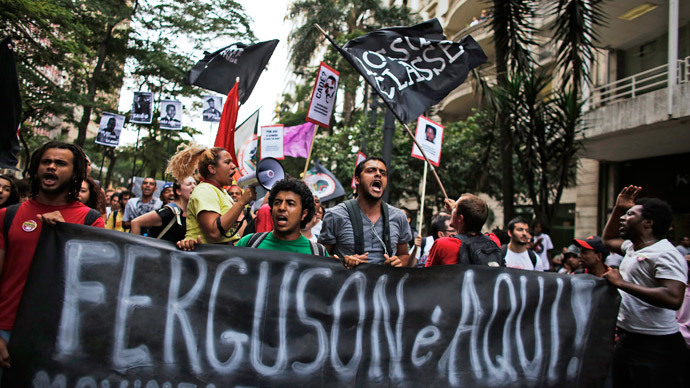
[
  {"left": 4, "top": 224, "right": 619, "bottom": 387},
  {"left": 184, "top": 40, "right": 279, "bottom": 104},
  {"left": 323, "top": 19, "right": 487, "bottom": 123}
]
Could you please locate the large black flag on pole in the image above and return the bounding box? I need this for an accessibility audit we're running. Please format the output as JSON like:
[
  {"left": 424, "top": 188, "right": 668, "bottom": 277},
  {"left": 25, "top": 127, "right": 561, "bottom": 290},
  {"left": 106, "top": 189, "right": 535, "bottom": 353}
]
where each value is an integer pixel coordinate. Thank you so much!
[
  {"left": 319, "top": 19, "right": 487, "bottom": 124},
  {"left": 0, "top": 37, "right": 22, "bottom": 169},
  {"left": 184, "top": 39, "right": 279, "bottom": 104}
]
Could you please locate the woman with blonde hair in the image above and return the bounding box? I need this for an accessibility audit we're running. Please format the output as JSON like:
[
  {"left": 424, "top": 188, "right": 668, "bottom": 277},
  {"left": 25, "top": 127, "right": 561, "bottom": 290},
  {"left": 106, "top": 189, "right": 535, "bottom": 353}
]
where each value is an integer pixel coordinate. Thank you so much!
[{"left": 168, "top": 143, "right": 255, "bottom": 244}]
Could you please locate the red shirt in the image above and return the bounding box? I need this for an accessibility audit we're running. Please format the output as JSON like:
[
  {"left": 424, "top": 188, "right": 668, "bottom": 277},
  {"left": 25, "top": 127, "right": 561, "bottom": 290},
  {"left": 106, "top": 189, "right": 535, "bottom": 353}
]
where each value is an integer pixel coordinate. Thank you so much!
[
  {"left": 425, "top": 233, "right": 501, "bottom": 267},
  {"left": 0, "top": 199, "right": 105, "bottom": 330},
  {"left": 255, "top": 204, "right": 273, "bottom": 233}
]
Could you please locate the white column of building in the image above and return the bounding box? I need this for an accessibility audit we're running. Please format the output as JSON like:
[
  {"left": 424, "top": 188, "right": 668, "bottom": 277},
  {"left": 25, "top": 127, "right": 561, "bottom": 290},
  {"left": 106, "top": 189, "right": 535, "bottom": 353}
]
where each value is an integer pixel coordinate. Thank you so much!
[{"left": 668, "top": 0, "right": 679, "bottom": 118}]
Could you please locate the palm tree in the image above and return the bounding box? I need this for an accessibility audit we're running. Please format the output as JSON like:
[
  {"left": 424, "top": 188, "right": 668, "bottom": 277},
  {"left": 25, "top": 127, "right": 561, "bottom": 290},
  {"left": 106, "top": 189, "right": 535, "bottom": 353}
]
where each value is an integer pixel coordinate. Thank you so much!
[
  {"left": 286, "top": 0, "right": 416, "bottom": 126},
  {"left": 490, "top": 0, "right": 536, "bottom": 226}
]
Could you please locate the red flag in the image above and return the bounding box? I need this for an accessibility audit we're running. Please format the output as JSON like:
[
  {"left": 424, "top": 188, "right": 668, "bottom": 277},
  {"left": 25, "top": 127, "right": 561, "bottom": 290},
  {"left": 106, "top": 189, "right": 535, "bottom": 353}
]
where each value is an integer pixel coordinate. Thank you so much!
[{"left": 213, "top": 83, "right": 240, "bottom": 164}]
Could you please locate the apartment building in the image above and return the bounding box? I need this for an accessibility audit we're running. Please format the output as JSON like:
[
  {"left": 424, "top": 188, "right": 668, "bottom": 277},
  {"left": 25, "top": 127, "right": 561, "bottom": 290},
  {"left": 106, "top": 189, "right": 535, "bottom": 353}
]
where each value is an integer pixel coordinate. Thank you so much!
[{"left": 406, "top": 0, "right": 689, "bottom": 246}]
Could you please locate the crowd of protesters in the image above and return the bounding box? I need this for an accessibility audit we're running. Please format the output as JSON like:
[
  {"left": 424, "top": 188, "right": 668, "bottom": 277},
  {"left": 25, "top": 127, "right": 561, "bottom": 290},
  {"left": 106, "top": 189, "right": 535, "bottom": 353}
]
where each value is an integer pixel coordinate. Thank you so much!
[{"left": 0, "top": 140, "right": 688, "bottom": 387}]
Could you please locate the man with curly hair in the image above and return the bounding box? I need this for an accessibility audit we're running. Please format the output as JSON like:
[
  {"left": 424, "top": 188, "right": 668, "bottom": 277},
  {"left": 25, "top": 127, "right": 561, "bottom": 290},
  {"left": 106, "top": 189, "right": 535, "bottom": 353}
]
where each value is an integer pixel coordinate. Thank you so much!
[
  {"left": 0, "top": 141, "right": 104, "bottom": 369},
  {"left": 602, "top": 186, "right": 688, "bottom": 388},
  {"left": 235, "top": 178, "right": 328, "bottom": 256}
]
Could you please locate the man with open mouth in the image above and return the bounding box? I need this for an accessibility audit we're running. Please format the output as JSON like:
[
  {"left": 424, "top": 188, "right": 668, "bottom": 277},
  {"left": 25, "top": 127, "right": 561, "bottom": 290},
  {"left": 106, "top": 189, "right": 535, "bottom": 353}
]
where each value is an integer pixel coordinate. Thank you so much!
[
  {"left": 0, "top": 141, "right": 104, "bottom": 371},
  {"left": 319, "top": 157, "right": 411, "bottom": 268},
  {"left": 235, "top": 178, "right": 327, "bottom": 256}
]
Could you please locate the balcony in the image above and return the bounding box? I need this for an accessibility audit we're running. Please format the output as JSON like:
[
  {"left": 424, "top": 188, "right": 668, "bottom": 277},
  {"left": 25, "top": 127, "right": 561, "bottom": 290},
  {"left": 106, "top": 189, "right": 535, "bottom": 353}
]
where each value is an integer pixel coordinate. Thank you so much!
[{"left": 581, "top": 57, "right": 690, "bottom": 162}]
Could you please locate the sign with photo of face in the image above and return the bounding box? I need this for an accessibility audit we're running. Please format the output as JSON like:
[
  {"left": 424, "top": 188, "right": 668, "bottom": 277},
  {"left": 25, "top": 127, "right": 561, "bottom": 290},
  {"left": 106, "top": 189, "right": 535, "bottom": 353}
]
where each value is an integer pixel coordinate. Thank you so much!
[
  {"left": 130, "top": 92, "right": 154, "bottom": 124},
  {"left": 411, "top": 116, "right": 444, "bottom": 167},
  {"left": 95, "top": 112, "right": 125, "bottom": 147},
  {"left": 202, "top": 95, "right": 223, "bottom": 122},
  {"left": 159, "top": 99, "right": 182, "bottom": 130}
]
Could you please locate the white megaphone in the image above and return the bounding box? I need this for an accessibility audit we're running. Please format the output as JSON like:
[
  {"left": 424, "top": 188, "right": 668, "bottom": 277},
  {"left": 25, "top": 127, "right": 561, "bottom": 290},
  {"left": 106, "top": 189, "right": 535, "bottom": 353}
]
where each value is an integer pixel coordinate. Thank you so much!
[{"left": 237, "top": 157, "right": 285, "bottom": 190}]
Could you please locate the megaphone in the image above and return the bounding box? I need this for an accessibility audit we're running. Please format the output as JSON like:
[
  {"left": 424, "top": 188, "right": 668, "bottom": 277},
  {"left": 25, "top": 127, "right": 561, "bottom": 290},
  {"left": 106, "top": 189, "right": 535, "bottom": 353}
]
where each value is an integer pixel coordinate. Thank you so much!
[{"left": 237, "top": 157, "right": 285, "bottom": 190}]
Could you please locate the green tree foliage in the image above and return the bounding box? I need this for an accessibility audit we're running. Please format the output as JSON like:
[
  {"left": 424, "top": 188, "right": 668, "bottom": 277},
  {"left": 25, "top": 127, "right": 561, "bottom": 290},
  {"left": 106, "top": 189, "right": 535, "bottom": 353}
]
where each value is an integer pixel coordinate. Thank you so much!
[
  {"left": 485, "top": 0, "right": 605, "bottom": 227},
  {"left": 3, "top": 0, "right": 254, "bottom": 175},
  {"left": 487, "top": 70, "right": 584, "bottom": 227}
]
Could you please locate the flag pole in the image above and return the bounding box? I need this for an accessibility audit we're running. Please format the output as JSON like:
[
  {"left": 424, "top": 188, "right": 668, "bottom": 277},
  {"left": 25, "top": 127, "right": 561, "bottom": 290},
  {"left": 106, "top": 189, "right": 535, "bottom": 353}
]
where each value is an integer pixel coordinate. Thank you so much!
[
  {"left": 302, "top": 125, "right": 318, "bottom": 180},
  {"left": 314, "top": 23, "right": 449, "bottom": 201},
  {"left": 417, "top": 161, "right": 428, "bottom": 234}
]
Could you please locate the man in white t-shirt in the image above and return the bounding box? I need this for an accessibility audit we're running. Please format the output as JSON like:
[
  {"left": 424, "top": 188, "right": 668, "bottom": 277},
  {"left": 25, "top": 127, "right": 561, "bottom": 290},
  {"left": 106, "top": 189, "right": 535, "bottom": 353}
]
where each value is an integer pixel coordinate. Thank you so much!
[
  {"left": 503, "top": 217, "right": 543, "bottom": 271},
  {"left": 531, "top": 221, "right": 553, "bottom": 270},
  {"left": 601, "top": 185, "right": 688, "bottom": 388}
]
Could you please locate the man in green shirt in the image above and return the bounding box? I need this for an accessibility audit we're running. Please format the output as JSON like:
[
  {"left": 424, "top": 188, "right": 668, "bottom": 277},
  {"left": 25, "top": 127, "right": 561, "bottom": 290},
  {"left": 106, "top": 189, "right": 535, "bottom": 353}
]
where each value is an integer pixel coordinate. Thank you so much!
[{"left": 236, "top": 178, "right": 328, "bottom": 256}]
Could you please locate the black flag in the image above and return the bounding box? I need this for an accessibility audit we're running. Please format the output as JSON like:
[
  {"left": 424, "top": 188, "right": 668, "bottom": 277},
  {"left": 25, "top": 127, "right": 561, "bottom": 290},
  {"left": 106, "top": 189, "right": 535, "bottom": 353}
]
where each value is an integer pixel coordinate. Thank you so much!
[
  {"left": 0, "top": 37, "right": 21, "bottom": 169},
  {"left": 184, "top": 39, "right": 279, "bottom": 104},
  {"left": 322, "top": 19, "right": 487, "bottom": 123}
]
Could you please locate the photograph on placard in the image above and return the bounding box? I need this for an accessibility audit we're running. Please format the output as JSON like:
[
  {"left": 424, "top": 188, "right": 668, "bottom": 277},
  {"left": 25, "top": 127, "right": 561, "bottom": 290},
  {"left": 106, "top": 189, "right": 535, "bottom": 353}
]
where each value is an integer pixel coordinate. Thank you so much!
[
  {"left": 202, "top": 95, "right": 222, "bottom": 122},
  {"left": 159, "top": 99, "right": 182, "bottom": 130},
  {"left": 130, "top": 92, "right": 153, "bottom": 124},
  {"left": 95, "top": 113, "right": 125, "bottom": 147},
  {"left": 411, "top": 116, "right": 444, "bottom": 167}
]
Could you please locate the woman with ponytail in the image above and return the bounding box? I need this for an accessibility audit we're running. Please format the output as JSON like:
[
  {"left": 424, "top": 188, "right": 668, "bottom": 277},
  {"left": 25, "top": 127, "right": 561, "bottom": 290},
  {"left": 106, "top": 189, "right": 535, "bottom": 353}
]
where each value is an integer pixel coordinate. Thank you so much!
[{"left": 168, "top": 144, "right": 255, "bottom": 244}]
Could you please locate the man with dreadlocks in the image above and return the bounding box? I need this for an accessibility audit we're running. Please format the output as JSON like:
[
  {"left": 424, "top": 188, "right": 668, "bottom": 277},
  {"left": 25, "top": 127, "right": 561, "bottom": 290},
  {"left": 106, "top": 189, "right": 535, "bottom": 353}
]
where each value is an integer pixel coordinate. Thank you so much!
[{"left": 0, "top": 141, "right": 104, "bottom": 369}]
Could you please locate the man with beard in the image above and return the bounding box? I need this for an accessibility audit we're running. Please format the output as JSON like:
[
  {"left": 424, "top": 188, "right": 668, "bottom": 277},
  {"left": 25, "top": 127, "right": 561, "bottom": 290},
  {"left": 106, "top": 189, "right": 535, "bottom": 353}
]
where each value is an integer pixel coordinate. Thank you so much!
[
  {"left": 236, "top": 178, "right": 327, "bottom": 255},
  {"left": 319, "top": 157, "right": 411, "bottom": 268},
  {"left": 502, "top": 217, "right": 542, "bottom": 270},
  {"left": 601, "top": 186, "right": 688, "bottom": 388},
  {"left": 0, "top": 141, "right": 104, "bottom": 369},
  {"left": 122, "top": 177, "right": 162, "bottom": 231}
]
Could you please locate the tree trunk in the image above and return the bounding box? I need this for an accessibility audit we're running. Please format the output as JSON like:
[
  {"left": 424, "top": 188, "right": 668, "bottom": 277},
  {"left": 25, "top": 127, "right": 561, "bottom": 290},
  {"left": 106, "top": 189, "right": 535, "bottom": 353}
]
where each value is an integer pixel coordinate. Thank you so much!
[
  {"left": 75, "top": 22, "right": 116, "bottom": 147},
  {"left": 104, "top": 149, "right": 117, "bottom": 189}
]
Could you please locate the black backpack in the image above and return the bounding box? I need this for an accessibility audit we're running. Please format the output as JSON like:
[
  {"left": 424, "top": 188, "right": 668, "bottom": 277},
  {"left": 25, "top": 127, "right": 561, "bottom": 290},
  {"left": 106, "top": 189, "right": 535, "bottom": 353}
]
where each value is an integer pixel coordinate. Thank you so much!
[
  {"left": 455, "top": 233, "right": 505, "bottom": 267},
  {"left": 500, "top": 244, "right": 538, "bottom": 269},
  {"left": 3, "top": 203, "right": 101, "bottom": 242},
  {"left": 245, "top": 232, "right": 329, "bottom": 257}
]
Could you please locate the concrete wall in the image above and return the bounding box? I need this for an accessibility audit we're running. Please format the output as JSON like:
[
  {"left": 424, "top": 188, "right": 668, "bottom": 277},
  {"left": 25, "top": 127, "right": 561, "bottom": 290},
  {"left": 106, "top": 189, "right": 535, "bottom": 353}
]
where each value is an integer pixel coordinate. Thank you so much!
[{"left": 574, "top": 158, "right": 599, "bottom": 237}]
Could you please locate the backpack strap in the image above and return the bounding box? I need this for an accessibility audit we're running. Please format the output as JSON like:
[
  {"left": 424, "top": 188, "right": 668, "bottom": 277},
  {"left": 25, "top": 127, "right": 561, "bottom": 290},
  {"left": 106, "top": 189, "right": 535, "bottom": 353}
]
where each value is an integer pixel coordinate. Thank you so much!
[
  {"left": 381, "top": 203, "right": 392, "bottom": 256},
  {"left": 501, "top": 244, "right": 538, "bottom": 269},
  {"left": 309, "top": 240, "right": 328, "bottom": 257},
  {"left": 455, "top": 233, "right": 470, "bottom": 265},
  {"left": 527, "top": 249, "right": 538, "bottom": 269},
  {"left": 156, "top": 204, "right": 182, "bottom": 239},
  {"left": 3, "top": 203, "right": 21, "bottom": 243},
  {"left": 344, "top": 199, "right": 364, "bottom": 255},
  {"left": 83, "top": 209, "right": 102, "bottom": 226},
  {"left": 247, "top": 232, "right": 270, "bottom": 248}
]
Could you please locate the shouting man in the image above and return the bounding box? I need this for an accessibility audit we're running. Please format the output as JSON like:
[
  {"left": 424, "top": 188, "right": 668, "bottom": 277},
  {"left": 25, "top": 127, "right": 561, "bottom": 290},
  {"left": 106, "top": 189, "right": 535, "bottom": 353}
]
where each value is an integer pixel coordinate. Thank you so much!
[
  {"left": 0, "top": 141, "right": 104, "bottom": 369},
  {"left": 601, "top": 186, "right": 688, "bottom": 388},
  {"left": 319, "top": 157, "right": 411, "bottom": 268},
  {"left": 236, "top": 178, "right": 327, "bottom": 255}
]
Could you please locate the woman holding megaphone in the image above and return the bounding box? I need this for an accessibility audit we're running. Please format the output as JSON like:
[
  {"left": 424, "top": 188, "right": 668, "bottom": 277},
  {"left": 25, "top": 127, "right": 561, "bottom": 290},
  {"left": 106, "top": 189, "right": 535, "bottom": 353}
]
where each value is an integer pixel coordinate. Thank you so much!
[{"left": 168, "top": 144, "right": 256, "bottom": 245}]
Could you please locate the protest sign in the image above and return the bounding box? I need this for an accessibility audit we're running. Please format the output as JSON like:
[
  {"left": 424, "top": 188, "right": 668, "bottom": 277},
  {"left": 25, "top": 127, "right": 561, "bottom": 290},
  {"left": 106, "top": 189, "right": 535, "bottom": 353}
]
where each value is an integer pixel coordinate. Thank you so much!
[
  {"left": 4, "top": 224, "right": 620, "bottom": 388},
  {"left": 130, "top": 92, "right": 153, "bottom": 124},
  {"left": 260, "top": 125, "right": 284, "bottom": 160},
  {"left": 159, "top": 100, "right": 182, "bottom": 130},
  {"left": 306, "top": 62, "right": 339, "bottom": 129},
  {"left": 95, "top": 113, "right": 125, "bottom": 147},
  {"left": 411, "top": 116, "right": 444, "bottom": 167},
  {"left": 202, "top": 95, "right": 223, "bottom": 122}
]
